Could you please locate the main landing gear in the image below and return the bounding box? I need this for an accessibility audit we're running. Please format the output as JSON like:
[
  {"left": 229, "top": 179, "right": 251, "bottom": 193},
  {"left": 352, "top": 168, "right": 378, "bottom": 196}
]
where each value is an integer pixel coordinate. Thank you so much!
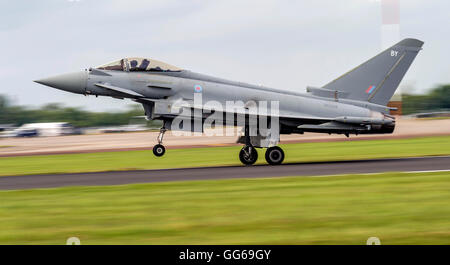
[
  {"left": 153, "top": 127, "right": 166, "bottom": 157},
  {"left": 239, "top": 145, "right": 285, "bottom": 165},
  {"left": 239, "top": 145, "right": 258, "bottom": 165},
  {"left": 239, "top": 123, "right": 285, "bottom": 166},
  {"left": 265, "top": 146, "right": 285, "bottom": 165}
]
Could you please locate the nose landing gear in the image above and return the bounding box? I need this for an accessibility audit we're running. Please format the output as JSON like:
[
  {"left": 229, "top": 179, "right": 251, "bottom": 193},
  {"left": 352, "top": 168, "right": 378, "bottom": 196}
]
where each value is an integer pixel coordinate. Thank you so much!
[
  {"left": 153, "top": 127, "right": 167, "bottom": 157},
  {"left": 153, "top": 144, "right": 165, "bottom": 157}
]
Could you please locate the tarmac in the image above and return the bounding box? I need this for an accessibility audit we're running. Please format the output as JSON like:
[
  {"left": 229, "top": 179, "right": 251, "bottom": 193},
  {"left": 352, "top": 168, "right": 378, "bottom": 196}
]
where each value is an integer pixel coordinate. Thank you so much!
[{"left": 1, "top": 156, "right": 449, "bottom": 190}]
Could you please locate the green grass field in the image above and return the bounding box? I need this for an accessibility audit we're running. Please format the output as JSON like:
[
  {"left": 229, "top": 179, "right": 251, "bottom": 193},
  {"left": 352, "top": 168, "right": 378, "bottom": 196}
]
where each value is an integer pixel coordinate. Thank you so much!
[
  {"left": 1, "top": 135, "right": 450, "bottom": 176},
  {"left": 0, "top": 171, "right": 449, "bottom": 244}
]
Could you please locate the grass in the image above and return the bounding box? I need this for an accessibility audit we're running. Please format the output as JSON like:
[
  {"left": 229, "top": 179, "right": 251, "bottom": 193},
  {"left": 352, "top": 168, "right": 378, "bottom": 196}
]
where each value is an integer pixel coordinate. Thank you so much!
[
  {"left": 0, "top": 171, "right": 449, "bottom": 244},
  {"left": 1, "top": 135, "right": 450, "bottom": 176}
]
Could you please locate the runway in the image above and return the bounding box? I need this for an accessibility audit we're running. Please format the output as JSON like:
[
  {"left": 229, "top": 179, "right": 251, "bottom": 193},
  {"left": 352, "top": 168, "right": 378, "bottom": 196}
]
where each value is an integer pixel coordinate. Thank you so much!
[{"left": 1, "top": 156, "right": 449, "bottom": 190}]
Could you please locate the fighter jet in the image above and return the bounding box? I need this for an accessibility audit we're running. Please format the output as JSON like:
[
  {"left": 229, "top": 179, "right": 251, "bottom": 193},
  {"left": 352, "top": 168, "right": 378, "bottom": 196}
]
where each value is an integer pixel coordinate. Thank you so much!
[{"left": 35, "top": 38, "right": 423, "bottom": 165}]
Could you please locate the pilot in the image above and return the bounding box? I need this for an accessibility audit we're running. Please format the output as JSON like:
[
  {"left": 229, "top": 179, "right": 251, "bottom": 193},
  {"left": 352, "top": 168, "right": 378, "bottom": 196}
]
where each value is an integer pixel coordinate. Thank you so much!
[
  {"left": 139, "top": 59, "right": 150, "bottom": 70},
  {"left": 129, "top": 60, "right": 138, "bottom": 71},
  {"left": 150, "top": 66, "right": 163, "bottom": 72}
]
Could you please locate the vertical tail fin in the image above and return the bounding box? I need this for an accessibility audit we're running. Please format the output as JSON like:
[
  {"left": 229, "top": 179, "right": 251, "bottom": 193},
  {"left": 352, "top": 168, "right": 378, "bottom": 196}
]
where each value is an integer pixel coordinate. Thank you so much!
[{"left": 323, "top": 38, "right": 424, "bottom": 106}]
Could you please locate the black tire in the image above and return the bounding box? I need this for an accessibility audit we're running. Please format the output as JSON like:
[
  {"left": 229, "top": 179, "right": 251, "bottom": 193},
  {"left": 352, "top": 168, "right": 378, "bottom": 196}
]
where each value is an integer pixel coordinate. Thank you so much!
[
  {"left": 239, "top": 146, "right": 258, "bottom": 165},
  {"left": 265, "top": 146, "right": 285, "bottom": 165},
  {"left": 153, "top": 144, "right": 166, "bottom": 157}
]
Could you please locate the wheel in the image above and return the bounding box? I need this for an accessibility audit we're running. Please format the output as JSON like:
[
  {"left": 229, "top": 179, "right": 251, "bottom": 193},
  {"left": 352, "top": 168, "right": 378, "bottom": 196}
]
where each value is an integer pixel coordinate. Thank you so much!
[
  {"left": 153, "top": 144, "right": 166, "bottom": 157},
  {"left": 265, "top": 146, "right": 285, "bottom": 165},
  {"left": 239, "top": 146, "right": 258, "bottom": 165}
]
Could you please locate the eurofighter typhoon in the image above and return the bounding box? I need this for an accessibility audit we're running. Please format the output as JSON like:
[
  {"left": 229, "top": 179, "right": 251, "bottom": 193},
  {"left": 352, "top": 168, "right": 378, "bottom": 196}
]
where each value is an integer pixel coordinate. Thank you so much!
[{"left": 35, "top": 38, "right": 423, "bottom": 165}]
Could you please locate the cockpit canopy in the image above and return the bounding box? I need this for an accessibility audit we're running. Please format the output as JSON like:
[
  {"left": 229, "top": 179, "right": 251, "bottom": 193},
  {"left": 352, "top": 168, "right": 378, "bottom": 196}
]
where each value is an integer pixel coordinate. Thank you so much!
[{"left": 96, "top": 57, "right": 182, "bottom": 72}]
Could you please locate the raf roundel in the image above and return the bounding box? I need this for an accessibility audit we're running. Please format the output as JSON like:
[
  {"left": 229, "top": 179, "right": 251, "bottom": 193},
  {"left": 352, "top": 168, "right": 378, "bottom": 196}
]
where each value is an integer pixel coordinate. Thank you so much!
[{"left": 194, "top": 84, "right": 203, "bottom": 93}]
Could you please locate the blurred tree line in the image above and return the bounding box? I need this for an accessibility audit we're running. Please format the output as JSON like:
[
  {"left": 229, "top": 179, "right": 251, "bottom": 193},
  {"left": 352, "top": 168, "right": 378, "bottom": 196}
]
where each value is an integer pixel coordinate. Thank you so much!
[
  {"left": 402, "top": 84, "right": 450, "bottom": 114},
  {"left": 0, "top": 95, "right": 149, "bottom": 127}
]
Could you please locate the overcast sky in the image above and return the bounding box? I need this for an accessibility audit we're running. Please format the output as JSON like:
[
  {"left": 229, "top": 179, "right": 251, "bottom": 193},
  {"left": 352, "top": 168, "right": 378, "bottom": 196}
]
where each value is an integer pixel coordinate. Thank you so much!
[{"left": 0, "top": 0, "right": 449, "bottom": 111}]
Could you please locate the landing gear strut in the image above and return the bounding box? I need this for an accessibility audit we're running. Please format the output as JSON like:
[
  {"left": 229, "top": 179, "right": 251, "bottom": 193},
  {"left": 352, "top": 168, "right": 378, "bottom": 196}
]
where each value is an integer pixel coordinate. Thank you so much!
[
  {"left": 153, "top": 127, "right": 166, "bottom": 157},
  {"left": 239, "top": 122, "right": 258, "bottom": 165}
]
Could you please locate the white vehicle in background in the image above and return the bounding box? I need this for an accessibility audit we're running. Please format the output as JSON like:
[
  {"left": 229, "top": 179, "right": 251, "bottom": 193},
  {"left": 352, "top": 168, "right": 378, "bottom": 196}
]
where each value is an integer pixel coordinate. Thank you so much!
[
  {"left": 0, "top": 124, "right": 17, "bottom": 138},
  {"left": 15, "top": 122, "right": 76, "bottom": 137}
]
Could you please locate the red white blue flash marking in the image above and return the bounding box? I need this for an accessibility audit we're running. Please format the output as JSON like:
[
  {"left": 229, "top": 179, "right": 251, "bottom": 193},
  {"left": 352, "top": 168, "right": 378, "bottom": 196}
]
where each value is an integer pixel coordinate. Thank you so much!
[{"left": 366, "top": 85, "right": 376, "bottom": 94}]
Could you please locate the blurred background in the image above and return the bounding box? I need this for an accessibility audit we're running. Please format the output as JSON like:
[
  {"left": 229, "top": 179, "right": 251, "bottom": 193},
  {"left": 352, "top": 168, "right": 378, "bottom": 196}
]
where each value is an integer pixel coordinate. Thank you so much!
[
  {"left": 0, "top": 0, "right": 449, "bottom": 245},
  {"left": 0, "top": 0, "right": 449, "bottom": 138}
]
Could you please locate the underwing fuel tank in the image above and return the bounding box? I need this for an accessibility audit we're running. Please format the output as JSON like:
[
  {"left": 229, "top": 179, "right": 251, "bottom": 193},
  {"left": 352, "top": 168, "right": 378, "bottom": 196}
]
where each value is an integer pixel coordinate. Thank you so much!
[
  {"left": 334, "top": 116, "right": 395, "bottom": 125},
  {"left": 297, "top": 115, "right": 395, "bottom": 135},
  {"left": 334, "top": 115, "right": 396, "bottom": 134}
]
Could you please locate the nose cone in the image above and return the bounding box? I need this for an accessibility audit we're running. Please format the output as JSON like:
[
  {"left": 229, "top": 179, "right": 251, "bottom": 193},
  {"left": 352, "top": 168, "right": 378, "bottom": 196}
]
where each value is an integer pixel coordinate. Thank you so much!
[{"left": 35, "top": 71, "right": 87, "bottom": 94}]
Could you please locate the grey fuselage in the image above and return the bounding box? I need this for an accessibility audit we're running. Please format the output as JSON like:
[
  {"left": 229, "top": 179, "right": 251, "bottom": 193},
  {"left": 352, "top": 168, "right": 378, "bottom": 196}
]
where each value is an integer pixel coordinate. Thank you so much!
[
  {"left": 34, "top": 66, "right": 395, "bottom": 138},
  {"left": 83, "top": 68, "right": 391, "bottom": 134}
]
